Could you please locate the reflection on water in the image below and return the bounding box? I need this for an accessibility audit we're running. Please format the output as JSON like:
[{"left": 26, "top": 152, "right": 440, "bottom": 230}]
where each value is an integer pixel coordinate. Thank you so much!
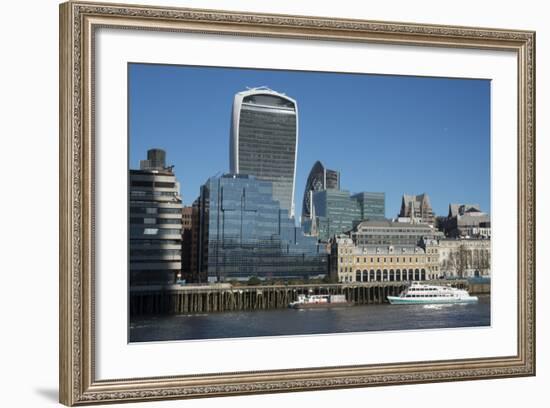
[{"left": 129, "top": 295, "right": 490, "bottom": 343}]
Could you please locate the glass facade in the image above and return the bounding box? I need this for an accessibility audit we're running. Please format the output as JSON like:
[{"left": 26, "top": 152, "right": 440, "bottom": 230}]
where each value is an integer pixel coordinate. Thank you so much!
[
  {"left": 351, "top": 191, "right": 386, "bottom": 220},
  {"left": 199, "top": 174, "right": 328, "bottom": 282},
  {"left": 312, "top": 190, "right": 361, "bottom": 242},
  {"left": 301, "top": 161, "right": 340, "bottom": 223},
  {"left": 230, "top": 88, "right": 298, "bottom": 217}
]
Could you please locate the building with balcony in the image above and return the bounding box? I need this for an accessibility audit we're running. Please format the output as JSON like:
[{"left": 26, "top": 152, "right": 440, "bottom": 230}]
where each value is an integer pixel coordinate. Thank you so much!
[{"left": 129, "top": 149, "right": 183, "bottom": 286}]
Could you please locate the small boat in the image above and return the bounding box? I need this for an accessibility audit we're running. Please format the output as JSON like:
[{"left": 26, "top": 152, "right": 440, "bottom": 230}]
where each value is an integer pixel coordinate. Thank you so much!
[
  {"left": 387, "top": 282, "right": 478, "bottom": 305},
  {"left": 289, "top": 294, "right": 353, "bottom": 309}
]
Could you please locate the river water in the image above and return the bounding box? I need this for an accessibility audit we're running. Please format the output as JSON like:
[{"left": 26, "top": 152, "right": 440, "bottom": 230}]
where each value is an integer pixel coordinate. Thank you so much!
[{"left": 129, "top": 295, "right": 490, "bottom": 342}]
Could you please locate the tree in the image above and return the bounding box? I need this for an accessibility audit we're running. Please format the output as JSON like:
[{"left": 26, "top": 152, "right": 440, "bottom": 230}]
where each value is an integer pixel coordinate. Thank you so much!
[
  {"left": 323, "top": 275, "right": 338, "bottom": 284},
  {"left": 479, "top": 249, "right": 491, "bottom": 276},
  {"left": 247, "top": 276, "right": 261, "bottom": 286},
  {"left": 447, "top": 244, "right": 468, "bottom": 278}
]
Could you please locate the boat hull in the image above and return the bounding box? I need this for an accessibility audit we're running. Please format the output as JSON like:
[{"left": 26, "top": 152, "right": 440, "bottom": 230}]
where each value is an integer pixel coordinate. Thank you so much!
[{"left": 387, "top": 296, "right": 478, "bottom": 305}]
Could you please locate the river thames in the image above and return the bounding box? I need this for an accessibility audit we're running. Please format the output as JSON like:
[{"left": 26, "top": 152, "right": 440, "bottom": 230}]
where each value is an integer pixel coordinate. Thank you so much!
[{"left": 129, "top": 294, "right": 490, "bottom": 342}]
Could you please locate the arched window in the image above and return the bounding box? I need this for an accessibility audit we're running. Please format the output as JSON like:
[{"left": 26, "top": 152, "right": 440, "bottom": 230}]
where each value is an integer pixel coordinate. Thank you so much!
[
  {"left": 356, "top": 270, "right": 362, "bottom": 282},
  {"left": 389, "top": 269, "right": 395, "bottom": 281}
]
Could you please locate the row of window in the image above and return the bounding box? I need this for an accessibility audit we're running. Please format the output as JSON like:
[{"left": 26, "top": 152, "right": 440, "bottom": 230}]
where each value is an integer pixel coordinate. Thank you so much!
[
  {"left": 340, "top": 267, "right": 426, "bottom": 274},
  {"left": 404, "top": 294, "right": 452, "bottom": 298},
  {"left": 131, "top": 207, "right": 182, "bottom": 215},
  {"left": 130, "top": 217, "right": 182, "bottom": 225},
  {"left": 337, "top": 269, "right": 430, "bottom": 283},
  {"left": 130, "top": 249, "right": 181, "bottom": 256},
  {"left": 130, "top": 180, "right": 175, "bottom": 188},
  {"left": 340, "top": 256, "right": 425, "bottom": 264},
  {"left": 130, "top": 228, "right": 182, "bottom": 236},
  {"left": 130, "top": 191, "right": 177, "bottom": 197}
]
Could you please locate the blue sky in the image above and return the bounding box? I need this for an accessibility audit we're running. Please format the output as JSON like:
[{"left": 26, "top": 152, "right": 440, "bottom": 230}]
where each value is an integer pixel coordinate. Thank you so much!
[{"left": 129, "top": 63, "right": 490, "bottom": 220}]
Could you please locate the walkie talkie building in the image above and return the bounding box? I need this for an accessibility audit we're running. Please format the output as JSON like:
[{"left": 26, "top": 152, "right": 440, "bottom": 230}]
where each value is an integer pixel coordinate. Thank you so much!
[{"left": 230, "top": 87, "right": 298, "bottom": 218}]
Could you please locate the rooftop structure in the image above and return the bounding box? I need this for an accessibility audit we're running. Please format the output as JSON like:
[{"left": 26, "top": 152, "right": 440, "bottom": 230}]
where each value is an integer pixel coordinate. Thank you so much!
[
  {"left": 351, "top": 219, "right": 443, "bottom": 247},
  {"left": 399, "top": 193, "right": 435, "bottom": 225},
  {"left": 444, "top": 203, "right": 491, "bottom": 238}
]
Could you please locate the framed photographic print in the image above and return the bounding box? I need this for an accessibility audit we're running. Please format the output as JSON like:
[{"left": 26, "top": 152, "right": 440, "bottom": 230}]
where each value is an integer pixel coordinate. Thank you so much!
[{"left": 59, "top": 1, "right": 536, "bottom": 405}]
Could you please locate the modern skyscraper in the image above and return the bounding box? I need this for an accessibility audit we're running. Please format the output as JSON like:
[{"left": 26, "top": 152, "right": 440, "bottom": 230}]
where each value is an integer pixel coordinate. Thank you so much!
[
  {"left": 198, "top": 174, "right": 328, "bottom": 282},
  {"left": 351, "top": 191, "right": 386, "bottom": 220},
  {"left": 129, "top": 149, "right": 183, "bottom": 286},
  {"left": 301, "top": 161, "right": 340, "bottom": 223},
  {"left": 399, "top": 193, "right": 435, "bottom": 225},
  {"left": 230, "top": 87, "right": 298, "bottom": 217},
  {"left": 310, "top": 189, "right": 361, "bottom": 242}
]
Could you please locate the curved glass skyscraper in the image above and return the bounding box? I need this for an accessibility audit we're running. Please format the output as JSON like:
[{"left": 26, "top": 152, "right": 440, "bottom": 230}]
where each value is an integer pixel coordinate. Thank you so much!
[
  {"left": 301, "top": 161, "right": 340, "bottom": 222},
  {"left": 230, "top": 87, "right": 298, "bottom": 218}
]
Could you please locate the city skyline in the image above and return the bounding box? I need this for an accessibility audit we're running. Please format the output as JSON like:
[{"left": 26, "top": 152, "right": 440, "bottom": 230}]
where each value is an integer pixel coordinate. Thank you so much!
[{"left": 129, "top": 63, "right": 491, "bottom": 220}]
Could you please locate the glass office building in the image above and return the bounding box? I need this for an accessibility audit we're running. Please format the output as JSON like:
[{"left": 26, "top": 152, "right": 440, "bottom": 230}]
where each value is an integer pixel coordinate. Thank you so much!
[
  {"left": 351, "top": 191, "right": 386, "bottom": 220},
  {"left": 198, "top": 174, "right": 328, "bottom": 282},
  {"left": 311, "top": 190, "right": 361, "bottom": 242},
  {"left": 301, "top": 161, "right": 340, "bottom": 223},
  {"left": 230, "top": 87, "right": 298, "bottom": 217}
]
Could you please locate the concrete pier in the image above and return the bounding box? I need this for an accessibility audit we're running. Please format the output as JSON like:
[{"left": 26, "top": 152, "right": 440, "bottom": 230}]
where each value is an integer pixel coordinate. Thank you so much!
[{"left": 129, "top": 280, "right": 482, "bottom": 316}]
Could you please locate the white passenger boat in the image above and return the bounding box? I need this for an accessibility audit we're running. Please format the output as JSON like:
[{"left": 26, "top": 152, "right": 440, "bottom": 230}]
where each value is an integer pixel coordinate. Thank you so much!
[
  {"left": 387, "top": 282, "right": 478, "bottom": 305},
  {"left": 289, "top": 294, "right": 353, "bottom": 309}
]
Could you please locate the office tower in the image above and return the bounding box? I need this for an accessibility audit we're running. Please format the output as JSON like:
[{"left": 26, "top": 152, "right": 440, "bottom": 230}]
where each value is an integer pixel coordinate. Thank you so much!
[
  {"left": 198, "top": 174, "right": 328, "bottom": 282},
  {"left": 301, "top": 161, "right": 340, "bottom": 223},
  {"left": 311, "top": 189, "right": 361, "bottom": 242},
  {"left": 351, "top": 191, "right": 386, "bottom": 221},
  {"left": 230, "top": 87, "right": 298, "bottom": 217}
]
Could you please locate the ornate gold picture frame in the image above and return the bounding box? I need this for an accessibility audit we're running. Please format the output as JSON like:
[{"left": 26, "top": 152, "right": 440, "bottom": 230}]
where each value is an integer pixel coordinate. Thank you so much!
[{"left": 59, "top": 1, "right": 535, "bottom": 405}]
